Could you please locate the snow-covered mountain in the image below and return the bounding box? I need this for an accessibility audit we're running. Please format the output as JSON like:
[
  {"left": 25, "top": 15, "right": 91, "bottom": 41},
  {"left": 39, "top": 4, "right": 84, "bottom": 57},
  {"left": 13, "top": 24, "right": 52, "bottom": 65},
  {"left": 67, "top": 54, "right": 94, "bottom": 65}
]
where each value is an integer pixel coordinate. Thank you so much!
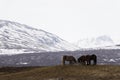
[
  {"left": 0, "top": 20, "right": 79, "bottom": 54},
  {"left": 76, "top": 35, "right": 114, "bottom": 48}
]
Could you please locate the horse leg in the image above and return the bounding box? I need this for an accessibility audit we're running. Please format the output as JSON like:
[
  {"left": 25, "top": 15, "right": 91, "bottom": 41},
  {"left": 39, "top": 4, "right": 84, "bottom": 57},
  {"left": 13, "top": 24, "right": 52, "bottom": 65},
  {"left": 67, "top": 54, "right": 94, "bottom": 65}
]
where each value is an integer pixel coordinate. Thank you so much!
[
  {"left": 62, "top": 57, "right": 65, "bottom": 65},
  {"left": 87, "top": 60, "right": 91, "bottom": 65},
  {"left": 74, "top": 59, "right": 77, "bottom": 63},
  {"left": 94, "top": 59, "right": 97, "bottom": 65},
  {"left": 81, "top": 60, "right": 84, "bottom": 65},
  {"left": 89, "top": 60, "right": 91, "bottom": 65},
  {"left": 63, "top": 60, "right": 65, "bottom": 65},
  {"left": 80, "top": 60, "right": 83, "bottom": 65},
  {"left": 83, "top": 61, "right": 86, "bottom": 65},
  {"left": 84, "top": 60, "right": 86, "bottom": 65},
  {"left": 69, "top": 61, "right": 72, "bottom": 64},
  {"left": 87, "top": 60, "right": 90, "bottom": 65}
]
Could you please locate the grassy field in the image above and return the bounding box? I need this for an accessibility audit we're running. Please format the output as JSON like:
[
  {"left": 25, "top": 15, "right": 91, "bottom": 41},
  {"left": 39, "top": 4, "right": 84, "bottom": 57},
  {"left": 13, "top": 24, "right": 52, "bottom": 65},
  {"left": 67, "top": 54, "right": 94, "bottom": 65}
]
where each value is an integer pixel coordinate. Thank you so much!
[{"left": 0, "top": 65, "right": 120, "bottom": 80}]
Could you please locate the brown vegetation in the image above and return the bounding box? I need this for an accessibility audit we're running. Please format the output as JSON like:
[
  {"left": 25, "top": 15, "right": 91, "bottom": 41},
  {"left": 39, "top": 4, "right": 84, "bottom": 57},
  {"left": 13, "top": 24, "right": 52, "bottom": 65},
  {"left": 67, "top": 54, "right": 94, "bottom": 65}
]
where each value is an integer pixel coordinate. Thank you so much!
[{"left": 0, "top": 65, "right": 119, "bottom": 80}]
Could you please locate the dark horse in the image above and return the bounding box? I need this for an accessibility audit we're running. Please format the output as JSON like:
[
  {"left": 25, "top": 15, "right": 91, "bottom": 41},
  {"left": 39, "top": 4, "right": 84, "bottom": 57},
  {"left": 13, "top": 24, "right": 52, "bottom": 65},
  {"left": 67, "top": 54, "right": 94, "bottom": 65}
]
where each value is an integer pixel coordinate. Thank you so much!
[
  {"left": 77, "top": 55, "right": 86, "bottom": 65},
  {"left": 78, "top": 54, "right": 97, "bottom": 65},
  {"left": 62, "top": 55, "right": 77, "bottom": 65}
]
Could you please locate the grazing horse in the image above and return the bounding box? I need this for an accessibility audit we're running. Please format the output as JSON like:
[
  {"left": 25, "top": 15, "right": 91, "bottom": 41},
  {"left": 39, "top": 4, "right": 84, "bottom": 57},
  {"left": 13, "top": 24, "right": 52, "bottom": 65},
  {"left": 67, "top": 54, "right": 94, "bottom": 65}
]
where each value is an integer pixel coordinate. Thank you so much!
[
  {"left": 62, "top": 55, "right": 77, "bottom": 65},
  {"left": 78, "top": 55, "right": 86, "bottom": 65},
  {"left": 78, "top": 54, "right": 97, "bottom": 65}
]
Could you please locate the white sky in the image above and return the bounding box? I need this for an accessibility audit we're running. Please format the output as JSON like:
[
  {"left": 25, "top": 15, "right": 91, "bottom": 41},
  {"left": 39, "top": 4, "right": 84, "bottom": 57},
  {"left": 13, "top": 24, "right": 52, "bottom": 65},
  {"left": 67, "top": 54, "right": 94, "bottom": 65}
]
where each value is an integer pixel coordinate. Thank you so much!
[{"left": 0, "top": 0, "right": 120, "bottom": 43}]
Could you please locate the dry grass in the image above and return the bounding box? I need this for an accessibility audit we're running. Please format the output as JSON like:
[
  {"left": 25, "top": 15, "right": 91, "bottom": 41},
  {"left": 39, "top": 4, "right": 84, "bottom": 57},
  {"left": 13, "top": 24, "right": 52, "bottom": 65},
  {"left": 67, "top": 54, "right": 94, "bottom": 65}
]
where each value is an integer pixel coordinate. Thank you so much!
[{"left": 0, "top": 65, "right": 120, "bottom": 80}]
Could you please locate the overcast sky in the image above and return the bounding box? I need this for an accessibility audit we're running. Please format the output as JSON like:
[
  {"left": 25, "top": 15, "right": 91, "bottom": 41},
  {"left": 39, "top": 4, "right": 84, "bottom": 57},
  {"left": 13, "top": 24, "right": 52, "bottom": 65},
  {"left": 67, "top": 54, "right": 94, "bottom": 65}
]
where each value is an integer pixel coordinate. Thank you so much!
[{"left": 0, "top": 0, "right": 120, "bottom": 43}]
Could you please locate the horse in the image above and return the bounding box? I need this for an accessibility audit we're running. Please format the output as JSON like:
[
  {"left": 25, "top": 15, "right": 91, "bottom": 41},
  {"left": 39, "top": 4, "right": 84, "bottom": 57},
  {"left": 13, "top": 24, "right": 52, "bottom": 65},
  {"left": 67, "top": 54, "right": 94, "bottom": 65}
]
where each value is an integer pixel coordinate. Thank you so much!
[
  {"left": 77, "top": 55, "right": 86, "bottom": 65},
  {"left": 78, "top": 54, "right": 97, "bottom": 65},
  {"left": 78, "top": 55, "right": 91, "bottom": 65},
  {"left": 62, "top": 55, "right": 77, "bottom": 65}
]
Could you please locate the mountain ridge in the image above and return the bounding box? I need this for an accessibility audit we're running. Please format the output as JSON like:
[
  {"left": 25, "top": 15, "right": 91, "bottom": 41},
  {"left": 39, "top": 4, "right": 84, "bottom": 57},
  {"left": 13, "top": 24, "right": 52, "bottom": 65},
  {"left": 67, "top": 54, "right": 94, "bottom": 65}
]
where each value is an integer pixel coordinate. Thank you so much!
[
  {"left": 75, "top": 35, "right": 115, "bottom": 48},
  {"left": 0, "top": 20, "right": 79, "bottom": 54}
]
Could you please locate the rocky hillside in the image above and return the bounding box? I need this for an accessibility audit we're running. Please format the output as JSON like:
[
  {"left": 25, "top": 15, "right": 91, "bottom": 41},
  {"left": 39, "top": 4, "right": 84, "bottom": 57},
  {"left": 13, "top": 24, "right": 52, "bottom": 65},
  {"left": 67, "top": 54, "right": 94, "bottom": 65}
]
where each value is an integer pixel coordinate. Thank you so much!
[{"left": 0, "top": 20, "right": 79, "bottom": 54}]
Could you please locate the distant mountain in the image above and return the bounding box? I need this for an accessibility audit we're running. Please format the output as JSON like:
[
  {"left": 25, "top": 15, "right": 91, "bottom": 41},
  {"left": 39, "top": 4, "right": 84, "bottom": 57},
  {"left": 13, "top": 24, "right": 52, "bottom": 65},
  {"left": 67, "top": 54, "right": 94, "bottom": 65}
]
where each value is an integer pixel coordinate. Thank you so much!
[
  {"left": 76, "top": 35, "right": 114, "bottom": 48},
  {"left": 0, "top": 20, "right": 79, "bottom": 54}
]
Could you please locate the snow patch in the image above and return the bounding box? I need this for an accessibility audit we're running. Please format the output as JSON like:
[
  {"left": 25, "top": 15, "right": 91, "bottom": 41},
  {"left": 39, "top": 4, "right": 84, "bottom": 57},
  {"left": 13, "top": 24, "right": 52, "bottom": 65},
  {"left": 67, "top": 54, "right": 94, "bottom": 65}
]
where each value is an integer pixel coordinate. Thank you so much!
[
  {"left": 16, "top": 62, "right": 28, "bottom": 65},
  {"left": 0, "top": 20, "right": 79, "bottom": 55},
  {"left": 109, "top": 59, "right": 116, "bottom": 62},
  {"left": 76, "top": 35, "right": 114, "bottom": 48}
]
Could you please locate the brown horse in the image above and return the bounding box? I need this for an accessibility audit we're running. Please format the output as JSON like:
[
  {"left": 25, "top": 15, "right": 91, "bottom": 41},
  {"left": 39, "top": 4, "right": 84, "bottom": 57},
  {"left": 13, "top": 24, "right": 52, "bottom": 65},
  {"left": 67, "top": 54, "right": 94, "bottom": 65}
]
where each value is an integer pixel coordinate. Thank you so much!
[
  {"left": 77, "top": 55, "right": 86, "bottom": 65},
  {"left": 62, "top": 55, "right": 77, "bottom": 65},
  {"left": 78, "top": 54, "right": 97, "bottom": 65}
]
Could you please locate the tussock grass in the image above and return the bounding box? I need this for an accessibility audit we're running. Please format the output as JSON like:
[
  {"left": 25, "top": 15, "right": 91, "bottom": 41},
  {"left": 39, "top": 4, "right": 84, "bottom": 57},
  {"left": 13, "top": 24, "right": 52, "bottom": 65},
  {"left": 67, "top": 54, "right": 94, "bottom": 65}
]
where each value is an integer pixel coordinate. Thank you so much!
[{"left": 0, "top": 65, "right": 120, "bottom": 80}]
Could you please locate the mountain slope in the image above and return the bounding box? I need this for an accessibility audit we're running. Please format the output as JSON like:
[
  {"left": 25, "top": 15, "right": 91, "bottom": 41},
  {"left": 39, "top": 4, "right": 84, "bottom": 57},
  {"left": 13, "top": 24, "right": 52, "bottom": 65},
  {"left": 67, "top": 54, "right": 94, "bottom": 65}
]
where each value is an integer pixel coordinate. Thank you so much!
[
  {"left": 0, "top": 20, "right": 79, "bottom": 54},
  {"left": 76, "top": 35, "right": 114, "bottom": 48}
]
